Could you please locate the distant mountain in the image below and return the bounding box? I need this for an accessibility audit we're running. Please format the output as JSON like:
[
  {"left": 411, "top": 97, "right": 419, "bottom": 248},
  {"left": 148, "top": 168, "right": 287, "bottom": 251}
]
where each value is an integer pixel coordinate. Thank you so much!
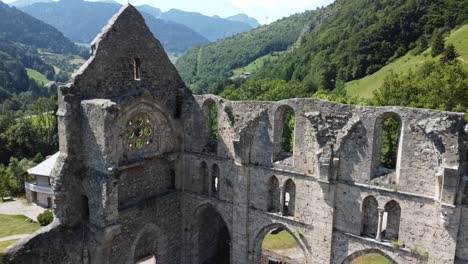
[
  {"left": 9, "top": 0, "right": 53, "bottom": 8},
  {"left": 21, "top": 0, "right": 209, "bottom": 54},
  {"left": 176, "top": 10, "right": 317, "bottom": 92},
  {"left": 226, "top": 14, "right": 260, "bottom": 28},
  {"left": 160, "top": 8, "right": 254, "bottom": 41},
  {"left": 0, "top": 1, "right": 81, "bottom": 107},
  {"left": 137, "top": 4, "right": 161, "bottom": 19}
]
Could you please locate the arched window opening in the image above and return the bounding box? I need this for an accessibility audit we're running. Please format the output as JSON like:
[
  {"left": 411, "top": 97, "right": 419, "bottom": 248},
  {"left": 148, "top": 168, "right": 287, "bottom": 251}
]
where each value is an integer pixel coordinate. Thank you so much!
[
  {"left": 362, "top": 196, "right": 378, "bottom": 237},
  {"left": 257, "top": 226, "right": 306, "bottom": 264},
  {"left": 274, "top": 106, "right": 295, "bottom": 162},
  {"left": 283, "top": 179, "right": 296, "bottom": 217},
  {"left": 373, "top": 113, "right": 402, "bottom": 177},
  {"left": 383, "top": 200, "right": 401, "bottom": 241},
  {"left": 134, "top": 58, "right": 141, "bottom": 80},
  {"left": 81, "top": 195, "right": 89, "bottom": 221},
  {"left": 200, "top": 162, "right": 209, "bottom": 195},
  {"left": 211, "top": 164, "right": 220, "bottom": 197},
  {"left": 202, "top": 100, "right": 218, "bottom": 153},
  {"left": 267, "top": 176, "right": 280, "bottom": 213}
]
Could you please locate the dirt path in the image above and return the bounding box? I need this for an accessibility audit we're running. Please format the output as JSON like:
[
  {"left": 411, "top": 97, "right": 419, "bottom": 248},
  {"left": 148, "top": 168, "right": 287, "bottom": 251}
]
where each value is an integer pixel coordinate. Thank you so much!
[
  {"left": 0, "top": 234, "right": 30, "bottom": 242},
  {"left": 0, "top": 200, "right": 46, "bottom": 220}
]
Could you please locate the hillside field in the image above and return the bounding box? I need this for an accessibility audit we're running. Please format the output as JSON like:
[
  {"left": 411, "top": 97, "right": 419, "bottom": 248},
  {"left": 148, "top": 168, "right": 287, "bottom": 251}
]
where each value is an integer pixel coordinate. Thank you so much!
[{"left": 345, "top": 25, "right": 468, "bottom": 99}]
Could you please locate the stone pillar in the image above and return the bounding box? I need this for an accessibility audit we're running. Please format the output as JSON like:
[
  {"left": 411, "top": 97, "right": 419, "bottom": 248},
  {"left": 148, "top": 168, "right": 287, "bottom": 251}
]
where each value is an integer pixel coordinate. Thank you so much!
[
  {"left": 376, "top": 208, "right": 384, "bottom": 242},
  {"left": 279, "top": 187, "right": 285, "bottom": 215}
]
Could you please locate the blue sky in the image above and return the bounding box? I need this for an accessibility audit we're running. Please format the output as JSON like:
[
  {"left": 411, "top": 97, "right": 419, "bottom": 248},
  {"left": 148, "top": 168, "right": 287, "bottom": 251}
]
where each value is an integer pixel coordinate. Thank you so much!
[
  {"left": 117, "top": 0, "right": 334, "bottom": 23},
  {"left": 3, "top": 0, "right": 334, "bottom": 24}
]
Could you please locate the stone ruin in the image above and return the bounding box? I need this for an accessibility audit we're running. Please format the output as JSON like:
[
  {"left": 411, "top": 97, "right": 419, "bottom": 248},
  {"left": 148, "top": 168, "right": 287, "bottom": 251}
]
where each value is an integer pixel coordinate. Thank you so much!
[{"left": 4, "top": 5, "right": 468, "bottom": 264}]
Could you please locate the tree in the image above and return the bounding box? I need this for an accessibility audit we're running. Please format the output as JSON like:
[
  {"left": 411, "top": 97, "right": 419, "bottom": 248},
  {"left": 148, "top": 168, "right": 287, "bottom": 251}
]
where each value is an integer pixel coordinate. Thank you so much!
[
  {"left": 441, "top": 43, "right": 459, "bottom": 63},
  {"left": 431, "top": 32, "right": 445, "bottom": 57}
]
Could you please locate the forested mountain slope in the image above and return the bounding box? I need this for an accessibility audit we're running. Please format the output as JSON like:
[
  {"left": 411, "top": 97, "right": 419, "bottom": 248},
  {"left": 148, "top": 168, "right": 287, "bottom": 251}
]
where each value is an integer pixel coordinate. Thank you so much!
[
  {"left": 175, "top": 10, "right": 318, "bottom": 93},
  {"left": 21, "top": 0, "right": 209, "bottom": 54},
  {"left": 258, "top": 0, "right": 468, "bottom": 91},
  {"left": 0, "top": 1, "right": 83, "bottom": 110}
]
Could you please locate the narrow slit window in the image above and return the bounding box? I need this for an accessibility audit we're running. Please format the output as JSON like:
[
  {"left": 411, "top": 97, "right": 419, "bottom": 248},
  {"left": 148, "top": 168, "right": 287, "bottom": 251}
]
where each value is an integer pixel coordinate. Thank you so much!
[{"left": 134, "top": 58, "right": 141, "bottom": 80}]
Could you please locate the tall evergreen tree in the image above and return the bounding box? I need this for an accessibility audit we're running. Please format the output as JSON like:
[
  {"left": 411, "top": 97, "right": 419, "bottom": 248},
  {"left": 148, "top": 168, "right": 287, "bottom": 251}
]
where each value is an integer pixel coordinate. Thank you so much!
[
  {"left": 441, "top": 43, "right": 459, "bottom": 63},
  {"left": 431, "top": 32, "right": 445, "bottom": 57}
]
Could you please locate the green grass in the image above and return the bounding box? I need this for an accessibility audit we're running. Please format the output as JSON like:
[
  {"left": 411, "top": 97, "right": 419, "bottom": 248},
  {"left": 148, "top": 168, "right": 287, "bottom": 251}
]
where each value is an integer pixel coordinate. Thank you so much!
[
  {"left": 69, "top": 56, "right": 85, "bottom": 65},
  {"left": 0, "top": 240, "right": 19, "bottom": 253},
  {"left": 26, "top": 68, "right": 50, "bottom": 85},
  {"left": 233, "top": 51, "right": 285, "bottom": 76},
  {"left": 345, "top": 24, "right": 468, "bottom": 99},
  {"left": 448, "top": 24, "right": 468, "bottom": 65},
  {"left": 351, "top": 253, "right": 393, "bottom": 264},
  {"left": 31, "top": 113, "right": 55, "bottom": 128},
  {"left": 0, "top": 239, "right": 19, "bottom": 261},
  {"left": 0, "top": 215, "right": 41, "bottom": 238},
  {"left": 262, "top": 230, "right": 298, "bottom": 251}
]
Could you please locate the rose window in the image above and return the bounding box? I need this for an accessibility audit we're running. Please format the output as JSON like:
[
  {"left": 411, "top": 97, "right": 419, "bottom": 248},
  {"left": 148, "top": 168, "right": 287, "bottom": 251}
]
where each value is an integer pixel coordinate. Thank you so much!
[{"left": 127, "top": 115, "right": 153, "bottom": 150}]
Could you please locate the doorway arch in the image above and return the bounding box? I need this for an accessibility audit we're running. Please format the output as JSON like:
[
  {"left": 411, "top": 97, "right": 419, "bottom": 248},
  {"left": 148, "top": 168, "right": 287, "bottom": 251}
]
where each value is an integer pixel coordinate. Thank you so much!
[{"left": 190, "top": 203, "right": 231, "bottom": 264}]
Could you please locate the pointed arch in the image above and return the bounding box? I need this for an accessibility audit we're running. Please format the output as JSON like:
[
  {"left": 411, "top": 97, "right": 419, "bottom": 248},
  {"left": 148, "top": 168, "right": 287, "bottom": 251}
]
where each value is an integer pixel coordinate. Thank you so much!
[
  {"left": 252, "top": 223, "right": 308, "bottom": 264},
  {"left": 211, "top": 164, "right": 220, "bottom": 198},
  {"left": 362, "top": 195, "right": 378, "bottom": 237},
  {"left": 273, "top": 105, "right": 295, "bottom": 162},
  {"left": 383, "top": 200, "right": 401, "bottom": 240},
  {"left": 200, "top": 161, "right": 209, "bottom": 195},
  {"left": 341, "top": 248, "right": 398, "bottom": 264},
  {"left": 202, "top": 99, "right": 218, "bottom": 153},
  {"left": 190, "top": 203, "right": 231, "bottom": 264},
  {"left": 130, "top": 223, "right": 168, "bottom": 263},
  {"left": 372, "top": 112, "right": 403, "bottom": 177},
  {"left": 283, "top": 179, "right": 296, "bottom": 217},
  {"left": 267, "top": 176, "right": 280, "bottom": 213}
]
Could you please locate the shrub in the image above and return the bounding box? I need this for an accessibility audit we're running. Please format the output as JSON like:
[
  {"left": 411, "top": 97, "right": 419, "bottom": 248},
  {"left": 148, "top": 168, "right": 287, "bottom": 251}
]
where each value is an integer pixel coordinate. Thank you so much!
[
  {"left": 392, "top": 240, "right": 400, "bottom": 249},
  {"left": 37, "top": 210, "right": 53, "bottom": 226},
  {"left": 410, "top": 247, "right": 419, "bottom": 254}
]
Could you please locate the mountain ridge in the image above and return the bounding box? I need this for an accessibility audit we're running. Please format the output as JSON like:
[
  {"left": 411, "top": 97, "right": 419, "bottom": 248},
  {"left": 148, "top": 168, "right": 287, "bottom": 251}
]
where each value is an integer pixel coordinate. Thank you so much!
[{"left": 20, "top": 0, "right": 209, "bottom": 54}]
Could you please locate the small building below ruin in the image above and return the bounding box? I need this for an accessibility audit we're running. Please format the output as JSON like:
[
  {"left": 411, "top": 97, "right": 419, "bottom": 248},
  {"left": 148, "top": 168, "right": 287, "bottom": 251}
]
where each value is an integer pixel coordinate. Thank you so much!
[{"left": 25, "top": 152, "right": 58, "bottom": 208}]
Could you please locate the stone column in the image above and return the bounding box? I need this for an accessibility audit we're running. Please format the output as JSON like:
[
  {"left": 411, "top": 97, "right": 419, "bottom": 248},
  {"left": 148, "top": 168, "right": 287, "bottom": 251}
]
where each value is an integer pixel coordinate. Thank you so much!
[
  {"left": 376, "top": 208, "right": 384, "bottom": 242},
  {"left": 279, "top": 187, "right": 285, "bottom": 215}
]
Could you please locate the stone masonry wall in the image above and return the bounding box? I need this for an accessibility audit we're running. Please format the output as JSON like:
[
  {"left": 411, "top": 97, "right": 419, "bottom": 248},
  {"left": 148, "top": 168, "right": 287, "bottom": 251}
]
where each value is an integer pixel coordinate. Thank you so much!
[{"left": 3, "top": 5, "right": 468, "bottom": 264}]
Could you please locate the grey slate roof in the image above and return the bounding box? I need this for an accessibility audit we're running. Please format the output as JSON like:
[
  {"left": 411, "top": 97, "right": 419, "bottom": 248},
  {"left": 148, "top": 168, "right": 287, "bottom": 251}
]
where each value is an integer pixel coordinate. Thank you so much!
[{"left": 27, "top": 152, "right": 59, "bottom": 177}]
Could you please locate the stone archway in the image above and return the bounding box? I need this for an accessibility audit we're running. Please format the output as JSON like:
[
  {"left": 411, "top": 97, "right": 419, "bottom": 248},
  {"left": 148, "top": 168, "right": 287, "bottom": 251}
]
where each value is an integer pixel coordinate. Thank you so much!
[
  {"left": 252, "top": 223, "right": 308, "bottom": 264},
  {"left": 341, "top": 248, "right": 398, "bottom": 264},
  {"left": 130, "top": 223, "right": 167, "bottom": 264},
  {"left": 191, "top": 203, "right": 231, "bottom": 264}
]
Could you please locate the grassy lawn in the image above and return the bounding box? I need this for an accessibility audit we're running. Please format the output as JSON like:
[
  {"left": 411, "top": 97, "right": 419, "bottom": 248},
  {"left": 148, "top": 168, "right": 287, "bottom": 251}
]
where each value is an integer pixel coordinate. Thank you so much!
[
  {"left": 233, "top": 51, "right": 285, "bottom": 76},
  {"left": 345, "top": 23, "right": 468, "bottom": 99},
  {"left": 449, "top": 24, "right": 468, "bottom": 66},
  {"left": 351, "top": 253, "right": 393, "bottom": 264},
  {"left": 0, "top": 239, "right": 19, "bottom": 261},
  {"left": 262, "top": 230, "right": 298, "bottom": 251},
  {"left": 0, "top": 215, "right": 41, "bottom": 238},
  {"left": 26, "top": 68, "right": 50, "bottom": 85}
]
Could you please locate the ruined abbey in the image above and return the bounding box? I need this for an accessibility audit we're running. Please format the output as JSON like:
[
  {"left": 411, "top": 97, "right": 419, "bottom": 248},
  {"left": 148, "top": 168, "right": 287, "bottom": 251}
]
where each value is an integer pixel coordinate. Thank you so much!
[{"left": 4, "top": 5, "right": 468, "bottom": 264}]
